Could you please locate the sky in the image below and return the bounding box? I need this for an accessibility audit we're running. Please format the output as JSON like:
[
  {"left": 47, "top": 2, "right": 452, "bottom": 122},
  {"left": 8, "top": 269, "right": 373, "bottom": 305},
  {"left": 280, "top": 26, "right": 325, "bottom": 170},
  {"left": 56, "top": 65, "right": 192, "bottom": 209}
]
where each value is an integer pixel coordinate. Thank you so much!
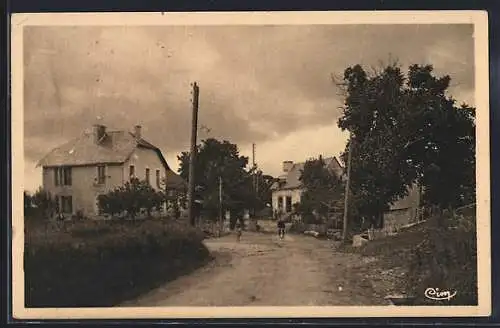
[{"left": 23, "top": 24, "right": 475, "bottom": 192}]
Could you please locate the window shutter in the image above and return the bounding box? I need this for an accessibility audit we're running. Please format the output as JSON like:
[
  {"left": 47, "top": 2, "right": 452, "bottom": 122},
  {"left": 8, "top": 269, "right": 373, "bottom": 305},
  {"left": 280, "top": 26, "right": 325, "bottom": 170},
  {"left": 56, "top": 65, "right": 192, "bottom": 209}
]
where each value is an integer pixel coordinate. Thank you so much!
[{"left": 54, "top": 168, "right": 59, "bottom": 186}]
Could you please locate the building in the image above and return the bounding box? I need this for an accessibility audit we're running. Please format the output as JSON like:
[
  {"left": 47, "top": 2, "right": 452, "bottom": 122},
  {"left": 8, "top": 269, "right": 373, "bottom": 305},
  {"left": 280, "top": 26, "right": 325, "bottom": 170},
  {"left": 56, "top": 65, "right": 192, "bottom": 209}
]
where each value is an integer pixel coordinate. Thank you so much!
[
  {"left": 269, "top": 154, "right": 422, "bottom": 229},
  {"left": 383, "top": 183, "right": 422, "bottom": 231},
  {"left": 270, "top": 157, "right": 344, "bottom": 217},
  {"left": 36, "top": 123, "right": 185, "bottom": 218}
]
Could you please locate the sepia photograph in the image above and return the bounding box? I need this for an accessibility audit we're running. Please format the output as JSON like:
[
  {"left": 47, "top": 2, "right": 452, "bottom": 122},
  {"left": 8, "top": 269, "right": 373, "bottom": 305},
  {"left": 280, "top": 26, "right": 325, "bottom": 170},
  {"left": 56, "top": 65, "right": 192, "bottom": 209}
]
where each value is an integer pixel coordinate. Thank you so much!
[{"left": 11, "top": 11, "right": 490, "bottom": 319}]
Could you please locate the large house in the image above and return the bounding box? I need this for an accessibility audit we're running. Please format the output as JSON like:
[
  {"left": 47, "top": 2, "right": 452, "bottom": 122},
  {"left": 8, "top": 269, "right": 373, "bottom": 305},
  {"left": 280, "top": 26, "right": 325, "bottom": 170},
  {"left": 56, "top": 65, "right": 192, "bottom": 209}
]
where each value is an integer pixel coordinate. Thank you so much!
[
  {"left": 36, "top": 123, "right": 185, "bottom": 218},
  {"left": 270, "top": 157, "right": 344, "bottom": 216}
]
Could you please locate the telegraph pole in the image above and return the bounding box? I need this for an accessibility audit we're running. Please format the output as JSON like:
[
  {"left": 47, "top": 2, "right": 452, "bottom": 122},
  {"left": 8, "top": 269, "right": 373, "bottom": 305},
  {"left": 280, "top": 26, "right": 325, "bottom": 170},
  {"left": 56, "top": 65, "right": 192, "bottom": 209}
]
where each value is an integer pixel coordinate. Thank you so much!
[
  {"left": 219, "top": 176, "right": 223, "bottom": 235},
  {"left": 342, "top": 132, "right": 353, "bottom": 243},
  {"left": 252, "top": 143, "right": 257, "bottom": 216},
  {"left": 187, "top": 82, "right": 200, "bottom": 227}
]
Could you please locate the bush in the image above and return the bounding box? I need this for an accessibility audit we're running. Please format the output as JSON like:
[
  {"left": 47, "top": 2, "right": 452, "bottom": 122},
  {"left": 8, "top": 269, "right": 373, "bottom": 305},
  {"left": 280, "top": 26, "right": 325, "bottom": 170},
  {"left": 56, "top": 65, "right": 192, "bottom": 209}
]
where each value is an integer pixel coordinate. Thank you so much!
[
  {"left": 24, "top": 219, "right": 211, "bottom": 307},
  {"left": 25, "top": 188, "right": 58, "bottom": 220},
  {"left": 405, "top": 212, "right": 477, "bottom": 305},
  {"left": 98, "top": 178, "right": 164, "bottom": 218},
  {"left": 289, "top": 221, "right": 307, "bottom": 233},
  {"left": 343, "top": 208, "right": 478, "bottom": 306}
]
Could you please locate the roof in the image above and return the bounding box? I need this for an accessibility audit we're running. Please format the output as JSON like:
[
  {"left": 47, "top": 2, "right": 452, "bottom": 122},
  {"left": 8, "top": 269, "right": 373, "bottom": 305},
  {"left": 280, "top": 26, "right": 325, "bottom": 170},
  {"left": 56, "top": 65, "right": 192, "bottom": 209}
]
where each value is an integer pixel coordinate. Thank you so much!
[
  {"left": 36, "top": 130, "right": 170, "bottom": 170},
  {"left": 165, "top": 169, "right": 187, "bottom": 190},
  {"left": 271, "top": 156, "right": 344, "bottom": 191}
]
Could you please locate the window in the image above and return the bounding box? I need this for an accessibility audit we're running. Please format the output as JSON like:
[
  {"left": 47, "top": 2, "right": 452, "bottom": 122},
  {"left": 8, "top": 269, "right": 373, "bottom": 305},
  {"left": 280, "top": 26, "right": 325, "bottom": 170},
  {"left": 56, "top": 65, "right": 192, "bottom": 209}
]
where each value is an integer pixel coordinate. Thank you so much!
[
  {"left": 97, "top": 165, "right": 106, "bottom": 184},
  {"left": 278, "top": 196, "right": 283, "bottom": 210},
  {"left": 61, "top": 196, "right": 73, "bottom": 213},
  {"left": 285, "top": 196, "right": 292, "bottom": 213},
  {"left": 54, "top": 168, "right": 59, "bottom": 186},
  {"left": 145, "top": 168, "right": 150, "bottom": 185},
  {"left": 54, "top": 167, "right": 72, "bottom": 186},
  {"left": 156, "top": 169, "right": 161, "bottom": 188},
  {"left": 129, "top": 165, "right": 135, "bottom": 179}
]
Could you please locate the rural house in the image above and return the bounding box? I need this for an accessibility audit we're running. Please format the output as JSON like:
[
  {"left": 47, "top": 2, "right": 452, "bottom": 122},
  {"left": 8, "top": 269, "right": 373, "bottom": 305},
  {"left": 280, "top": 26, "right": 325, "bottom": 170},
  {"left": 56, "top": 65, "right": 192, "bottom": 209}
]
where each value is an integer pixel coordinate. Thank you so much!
[
  {"left": 270, "top": 155, "right": 422, "bottom": 230},
  {"left": 383, "top": 183, "right": 422, "bottom": 231},
  {"left": 270, "top": 157, "right": 344, "bottom": 218},
  {"left": 37, "top": 123, "right": 185, "bottom": 218}
]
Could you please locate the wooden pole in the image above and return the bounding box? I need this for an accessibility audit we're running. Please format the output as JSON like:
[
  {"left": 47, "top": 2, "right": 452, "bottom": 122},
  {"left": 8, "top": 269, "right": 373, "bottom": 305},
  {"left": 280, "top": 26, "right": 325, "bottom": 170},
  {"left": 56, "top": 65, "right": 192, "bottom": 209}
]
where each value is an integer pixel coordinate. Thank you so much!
[
  {"left": 219, "top": 176, "right": 223, "bottom": 235},
  {"left": 187, "top": 82, "right": 199, "bottom": 227},
  {"left": 342, "top": 133, "right": 353, "bottom": 243},
  {"left": 252, "top": 143, "right": 256, "bottom": 216}
]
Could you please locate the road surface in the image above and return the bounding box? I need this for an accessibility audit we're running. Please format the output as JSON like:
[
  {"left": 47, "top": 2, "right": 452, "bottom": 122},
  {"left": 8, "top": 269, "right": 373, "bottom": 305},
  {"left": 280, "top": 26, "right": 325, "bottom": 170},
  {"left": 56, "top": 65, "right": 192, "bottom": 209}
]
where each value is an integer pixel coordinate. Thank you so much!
[{"left": 122, "top": 232, "right": 396, "bottom": 307}]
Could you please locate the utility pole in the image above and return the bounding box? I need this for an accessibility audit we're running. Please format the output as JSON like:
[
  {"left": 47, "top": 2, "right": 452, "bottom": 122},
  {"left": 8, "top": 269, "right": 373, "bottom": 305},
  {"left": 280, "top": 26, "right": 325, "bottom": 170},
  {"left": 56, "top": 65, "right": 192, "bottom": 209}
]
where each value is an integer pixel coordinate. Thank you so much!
[
  {"left": 252, "top": 143, "right": 257, "bottom": 216},
  {"left": 252, "top": 143, "right": 256, "bottom": 167},
  {"left": 187, "top": 82, "right": 200, "bottom": 227},
  {"left": 219, "top": 176, "right": 223, "bottom": 235},
  {"left": 342, "top": 132, "right": 354, "bottom": 243}
]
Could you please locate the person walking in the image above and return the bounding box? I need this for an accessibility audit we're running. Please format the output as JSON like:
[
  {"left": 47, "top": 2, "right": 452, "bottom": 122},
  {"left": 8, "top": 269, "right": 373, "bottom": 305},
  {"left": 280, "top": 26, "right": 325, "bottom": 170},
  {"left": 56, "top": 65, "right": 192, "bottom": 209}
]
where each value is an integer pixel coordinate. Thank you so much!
[
  {"left": 236, "top": 222, "right": 242, "bottom": 242},
  {"left": 277, "top": 219, "right": 285, "bottom": 240}
]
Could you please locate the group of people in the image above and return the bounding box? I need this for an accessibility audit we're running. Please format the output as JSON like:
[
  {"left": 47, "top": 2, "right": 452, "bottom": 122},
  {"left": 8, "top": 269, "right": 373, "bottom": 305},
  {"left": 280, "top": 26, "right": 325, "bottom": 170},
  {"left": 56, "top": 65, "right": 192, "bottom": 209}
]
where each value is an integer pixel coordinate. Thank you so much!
[{"left": 234, "top": 219, "right": 286, "bottom": 242}]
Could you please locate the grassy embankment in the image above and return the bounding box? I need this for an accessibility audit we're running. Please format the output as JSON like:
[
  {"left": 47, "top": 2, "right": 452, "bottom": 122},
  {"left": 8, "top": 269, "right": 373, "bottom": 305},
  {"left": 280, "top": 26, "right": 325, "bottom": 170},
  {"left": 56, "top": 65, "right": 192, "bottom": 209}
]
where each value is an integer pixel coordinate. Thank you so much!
[
  {"left": 24, "top": 218, "right": 212, "bottom": 307},
  {"left": 339, "top": 207, "right": 477, "bottom": 305}
]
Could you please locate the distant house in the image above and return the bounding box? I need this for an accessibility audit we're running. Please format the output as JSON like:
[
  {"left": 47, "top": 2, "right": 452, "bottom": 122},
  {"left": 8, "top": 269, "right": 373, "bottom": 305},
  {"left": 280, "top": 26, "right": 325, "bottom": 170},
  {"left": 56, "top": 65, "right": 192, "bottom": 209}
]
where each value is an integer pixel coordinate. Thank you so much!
[
  {"left": 37, "top": 123, "right": 185, "bottom": 218},
  {"left": 383, "top": 183, "right": 422, "bottom": 231},
  {"left": 269, "top": 157, "right": 344, "bottom": 218}
]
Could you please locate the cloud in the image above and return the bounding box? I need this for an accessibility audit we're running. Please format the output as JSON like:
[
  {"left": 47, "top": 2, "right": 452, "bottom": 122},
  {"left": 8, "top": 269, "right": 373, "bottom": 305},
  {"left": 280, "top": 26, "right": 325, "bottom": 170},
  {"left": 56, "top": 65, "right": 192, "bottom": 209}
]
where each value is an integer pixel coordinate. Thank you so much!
[{"left": 22, "top": 24, "right": 475, "bottom": 191}]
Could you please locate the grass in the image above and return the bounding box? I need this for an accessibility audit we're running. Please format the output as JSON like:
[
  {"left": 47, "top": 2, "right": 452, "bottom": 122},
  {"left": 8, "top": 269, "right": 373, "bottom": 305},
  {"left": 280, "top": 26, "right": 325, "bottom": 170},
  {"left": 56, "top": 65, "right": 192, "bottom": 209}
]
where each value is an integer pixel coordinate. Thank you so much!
[
  {"left": 24, "top": 218, "right": 212, "bottom": 307},
  {"left": 337, "top": 211, "right": 478, "bottom": 305}
]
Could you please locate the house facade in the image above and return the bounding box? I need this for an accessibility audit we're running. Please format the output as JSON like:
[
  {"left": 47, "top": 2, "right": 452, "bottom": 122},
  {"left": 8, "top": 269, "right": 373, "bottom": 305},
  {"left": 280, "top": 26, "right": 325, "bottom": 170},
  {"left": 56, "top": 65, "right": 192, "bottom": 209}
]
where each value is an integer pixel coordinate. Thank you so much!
[
  {"left": 37, "top": 124, "right": 185, "bottom": 218},
  {"left": 270, "top": 157, "right": 344, "bottom": 218},
  {"left": 269, "top": 155, "right": 422, "bottom": 229},
  {"left": 383, "top": 183, "right": 422, "bottom": 231}
]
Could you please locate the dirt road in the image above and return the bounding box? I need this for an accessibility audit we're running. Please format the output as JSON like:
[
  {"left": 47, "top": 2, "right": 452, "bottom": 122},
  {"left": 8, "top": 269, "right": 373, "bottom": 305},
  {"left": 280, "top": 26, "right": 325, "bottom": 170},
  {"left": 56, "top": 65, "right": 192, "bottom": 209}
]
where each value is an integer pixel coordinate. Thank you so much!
[{"left": 122, "top": 232, "right": 395, "bottom": 307}]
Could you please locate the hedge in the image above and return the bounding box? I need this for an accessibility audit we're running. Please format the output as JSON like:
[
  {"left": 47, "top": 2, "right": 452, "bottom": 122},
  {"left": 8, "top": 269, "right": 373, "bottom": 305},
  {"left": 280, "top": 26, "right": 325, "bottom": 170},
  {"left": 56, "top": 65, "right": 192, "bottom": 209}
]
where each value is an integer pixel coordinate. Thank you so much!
[{"left": 24, "top": 219, "right": 211, "bottom": 307}]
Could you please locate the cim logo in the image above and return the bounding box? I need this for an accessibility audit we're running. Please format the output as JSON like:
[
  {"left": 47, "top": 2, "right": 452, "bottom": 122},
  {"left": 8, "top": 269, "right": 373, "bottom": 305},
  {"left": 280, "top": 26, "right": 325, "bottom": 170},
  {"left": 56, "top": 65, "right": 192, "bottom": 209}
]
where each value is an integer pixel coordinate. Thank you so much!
[{"left": 424, "top": 288, "right": 457, "bottom": 301}]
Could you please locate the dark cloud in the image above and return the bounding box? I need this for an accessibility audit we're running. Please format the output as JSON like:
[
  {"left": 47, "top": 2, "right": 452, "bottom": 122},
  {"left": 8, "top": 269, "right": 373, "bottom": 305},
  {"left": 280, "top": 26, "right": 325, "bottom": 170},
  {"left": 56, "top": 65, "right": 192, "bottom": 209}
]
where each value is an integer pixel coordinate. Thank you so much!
[{"left": 23, "top": 24, "right": 475, "bottom": 168}]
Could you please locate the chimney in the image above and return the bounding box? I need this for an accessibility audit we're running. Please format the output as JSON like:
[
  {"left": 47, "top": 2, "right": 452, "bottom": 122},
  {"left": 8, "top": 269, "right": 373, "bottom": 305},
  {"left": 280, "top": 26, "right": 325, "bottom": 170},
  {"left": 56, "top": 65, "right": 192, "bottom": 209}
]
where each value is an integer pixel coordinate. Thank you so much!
[
  {"left": 93, "top": 124, "right": 106, "bottom": 144},
  {"left": 134, "top": 125, "right": 142, "bottom": 139},
  {"left": 283, "top": 161, "right": 294, "bottom": 173}
]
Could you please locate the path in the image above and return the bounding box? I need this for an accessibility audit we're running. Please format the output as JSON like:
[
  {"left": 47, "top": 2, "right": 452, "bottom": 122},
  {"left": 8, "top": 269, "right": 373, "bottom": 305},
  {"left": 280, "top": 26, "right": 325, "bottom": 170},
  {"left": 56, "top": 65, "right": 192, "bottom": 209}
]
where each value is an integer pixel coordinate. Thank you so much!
[{"left": 122, "top": 232, "right": 391, "bottom": 307}]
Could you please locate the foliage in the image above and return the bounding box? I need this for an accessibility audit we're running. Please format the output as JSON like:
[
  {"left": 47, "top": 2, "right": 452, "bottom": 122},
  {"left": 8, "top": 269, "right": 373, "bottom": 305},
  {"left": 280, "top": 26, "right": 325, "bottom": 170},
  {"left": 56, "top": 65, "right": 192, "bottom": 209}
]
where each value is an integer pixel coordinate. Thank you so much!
[
  {"left": 297, "top": 156, "right": 344, "bottom": 224},
  {"left": 337, "top": 63, "right": 475, "bottom": 228},
  {"left": 343, "top": 207, "right": 477, "bottom": 305},
  {"left": 26, "top": 188, "right": 58, "bottom": 219},
  {"left": 24, "top": 191, "right": 33, "bottom": 216},
  {"left": 24, "top": 219, "right": 210, "bottom": 307},
  {"left": 97, "top": 178, "right": 164, "bottom": 218},
  {"left": 405, "top": 210, "right": 477, "bottom": 305},
  {"left": 251, "top": 170, "right": 275, "bottom": 213},
  {"left": 178, "top": 138, "right": 264, "bottom": 222}
]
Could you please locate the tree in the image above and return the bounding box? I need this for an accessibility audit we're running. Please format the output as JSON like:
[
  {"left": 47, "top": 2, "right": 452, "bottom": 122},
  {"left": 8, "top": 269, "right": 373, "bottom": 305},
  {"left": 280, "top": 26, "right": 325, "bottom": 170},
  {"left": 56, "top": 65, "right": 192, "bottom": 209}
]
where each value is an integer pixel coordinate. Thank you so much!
[
  {"left": 336, "top": 63, "right": 475, "bottom": 228},
  {"left": 404, "top": 65, "right": 475, "bottom": 207},
  {"left": 178, "top": 138, "right": 256, "bottom": 225},
  {"left": 30, "top": 187, "right": 57, "bottom": 219},
  {"left": 24, "top": 191, "right": 35, "bottom": 218},
  {"left": 249, "top": 169, "right": 274, "bottom": 214},
  {"left": 298, "top": 156, "right": 344, "bottom": 224},
  {"left": 98, "top": 178, "right": 164, "bottom": 219}
]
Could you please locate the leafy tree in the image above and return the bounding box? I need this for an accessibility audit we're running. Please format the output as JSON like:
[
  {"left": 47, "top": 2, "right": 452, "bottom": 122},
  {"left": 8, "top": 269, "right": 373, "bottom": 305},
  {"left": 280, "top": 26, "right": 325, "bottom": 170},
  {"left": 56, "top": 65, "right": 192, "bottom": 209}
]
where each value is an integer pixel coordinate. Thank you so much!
[
  {"left": 178, "top": 138, "right": 256, "bottom": 225},
  {"left": 298, "top": 156, "right": 344, "bottom": 224},
  {"left": 249, "top": 169, "right": 274, "bottom": 214},
  {"left": 337, "top": 63, "right": 475, "bottom": 229},
  {"left": 98, "top": 178, "right": 164, "bottom": 219},
  {"left": 24, "top": 191, "right": 32, "bottom": 214},
  {"left": 403, "top": 65, "right": 475, "bottom": 207},
  {"left": 30, "top": 187, "right": 57, "bottom": 219}
]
